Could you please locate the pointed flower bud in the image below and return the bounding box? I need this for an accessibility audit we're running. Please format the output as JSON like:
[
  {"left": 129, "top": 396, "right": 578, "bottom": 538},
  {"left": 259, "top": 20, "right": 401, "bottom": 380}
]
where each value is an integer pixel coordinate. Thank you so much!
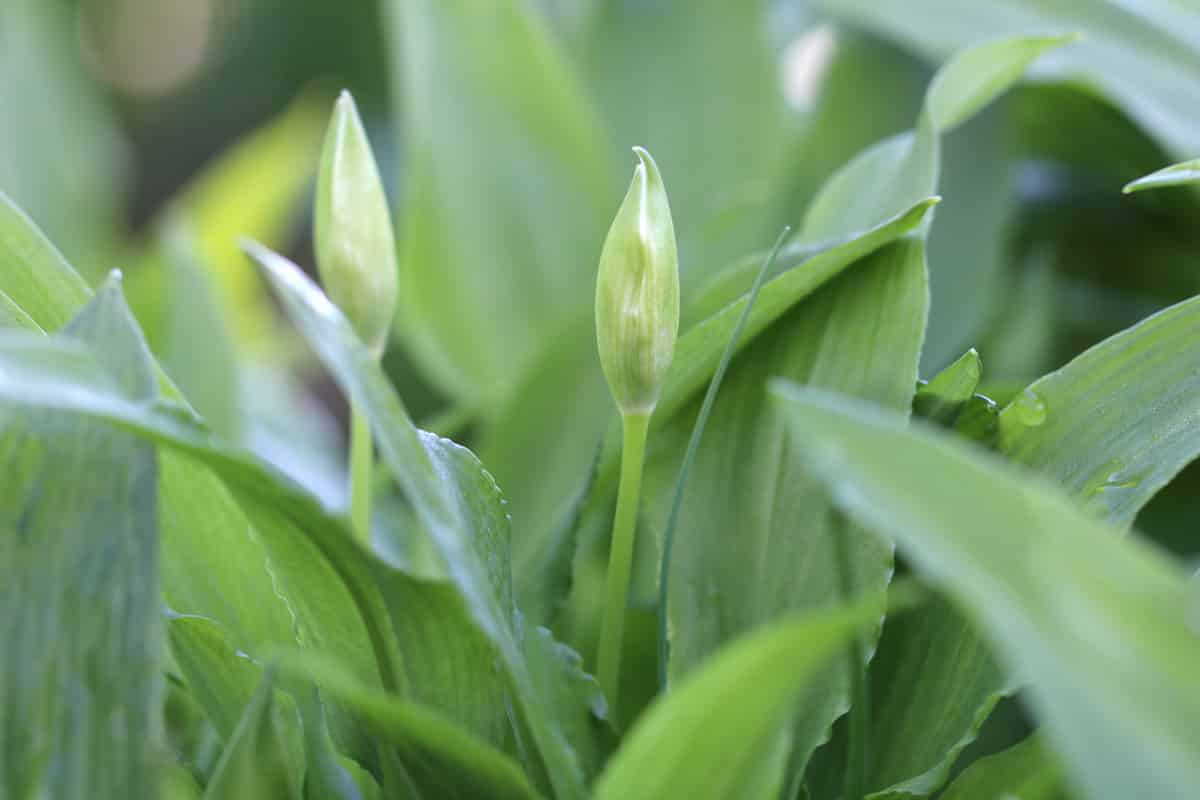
[
  {"left": 314, "top": 90, "right": 398, "bottom": 358},
  {"left": 595, "top": 147, "right": 680, "bottom": 415}
]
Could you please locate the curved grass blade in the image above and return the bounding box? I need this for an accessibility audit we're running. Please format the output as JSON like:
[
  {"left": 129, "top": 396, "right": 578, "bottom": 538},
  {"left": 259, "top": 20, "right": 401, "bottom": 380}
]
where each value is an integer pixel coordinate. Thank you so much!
[{"left": 655, "top": 226, "right": 792, "bottom": 685}]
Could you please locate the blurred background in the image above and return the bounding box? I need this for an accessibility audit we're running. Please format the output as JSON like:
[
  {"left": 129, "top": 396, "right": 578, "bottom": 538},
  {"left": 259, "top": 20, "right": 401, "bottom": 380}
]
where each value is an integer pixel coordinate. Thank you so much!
[{"left": 3, "top": 0, "right": 1200, "bottom": 558}]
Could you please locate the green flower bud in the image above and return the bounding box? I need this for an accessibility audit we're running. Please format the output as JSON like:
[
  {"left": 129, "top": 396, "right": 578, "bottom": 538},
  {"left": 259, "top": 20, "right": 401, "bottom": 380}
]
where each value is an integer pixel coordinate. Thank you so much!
[
  {"left": 595, "top": 147, "right": 680, "bottom": 415},
  {"left": 314, "top": 90, "right": 398, "bottom": 358}
]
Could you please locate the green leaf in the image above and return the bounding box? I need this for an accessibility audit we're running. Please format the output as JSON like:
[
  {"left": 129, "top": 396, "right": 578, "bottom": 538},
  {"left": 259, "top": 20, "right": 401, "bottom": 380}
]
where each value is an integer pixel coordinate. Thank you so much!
[
  {"left": 1124, "top": 159, "right": 1200, "bottom": 194},
  {"left": 385, "top": 0, "right": 614, "bottom": 406},
  {"left": 858, "top": 295, "right": 1200, "bottom": 797},
  {"left": 0, "top": 0, "right": 128, "bottom": 278},
  {"left": 132, "top": 91, "right": 325, "bottom": 355},
  {"left": 0, "top": 279, "right": 162, "bottom": 800},
  {"left": 277, "top": 652, "right": 544, "bottom": 800},
  {"left": 862, "top": 599, "right": 1010, "bottom": 799},
  {"left": 999, "top": 292, "right": 1200, "bottom": 526},
  {"left": 925, "top": 34, "right": 1080, "bottom": 132},
  {"left": 248, "top": 243, "right": 596, "bottom": 799},
  {"left": 579, "top": 0, "right": 788, "bottom": 286},
  {"left": 167, "top": 615, "right": 263, "bottom": 743},
  {"left": 592, "top": 603, "right": 878, "bottom": 800},
  {"left": 771, "top": 384, "right": 1200, "bottom": 800},
  {"left": 821, "top": 0, "right": 1200, "bottom": 160},
  {"left": 203, "top": 670, "right": 301, "bottom": 800},
  {"left": 800, "top": 33, "right": 1071, "bottom": 244},
  {"left": 0, "top": 191, "right": 91, "bottom": 331},
  {"left": 0, "top": 192, "right": 302, "bottom": 672},
  {"left": 940, "top": 735, "right": 1065, "bottom": 800},
  {"left": 158, "top": 217, "right": 240, "bottom": 440},
  {"left": 0, "top": 318, "right": 549, "bottom": 795},
  {"left": 647, "top": 237, "right": 927, "bottom": 784},
  {"left": 913, "top": 348, "right": 982, "bottom": 425}
]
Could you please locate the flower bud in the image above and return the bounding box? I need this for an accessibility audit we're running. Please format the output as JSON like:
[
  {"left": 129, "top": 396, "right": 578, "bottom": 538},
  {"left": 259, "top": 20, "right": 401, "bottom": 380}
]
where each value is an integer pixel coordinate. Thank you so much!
[
  {"left": 595, "top": 147, "right": 680, "bottom": 415},
  {"left": 314, "top": 90, "right": 398, "bottom": 358}
]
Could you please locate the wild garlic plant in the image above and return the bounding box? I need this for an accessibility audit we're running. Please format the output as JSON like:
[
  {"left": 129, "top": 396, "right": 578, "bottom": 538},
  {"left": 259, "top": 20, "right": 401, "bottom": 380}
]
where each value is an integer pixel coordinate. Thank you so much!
[{"left": 6, "top": 11, "right": 1200, "bottom": 800}]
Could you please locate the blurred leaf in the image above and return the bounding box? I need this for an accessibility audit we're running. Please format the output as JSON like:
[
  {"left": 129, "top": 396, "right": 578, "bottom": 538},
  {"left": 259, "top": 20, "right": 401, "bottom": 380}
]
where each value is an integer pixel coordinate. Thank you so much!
[
  {"left": 203, "top": 670, "right": 301, "bottom": 800},
  {"left": 0, "top": 191, "right": 301, "bottom": 668},
  {"left": 278, "top": 652, "right": 544, "bottom": 800},
  {"left": 800, "top": 33, "right": 1071, "bottom": 243},
  {"left": 250, "top": 243, "right": 600, "bottom": 799},
  {"left": 772, "top": 385, "right": 1200, "bottom": 800},
  {"left": 159, "top": 217, "right": 240, "bottom": 440},
  {"left": 386, "top": 0, "right": 615, "bottom": 406},
  {"left": 913, "top": 348, "right": 981, "bottom": 425},
  {"left": 940, "top": 734, "right": 1065, "bottom": 800},
  {"left": 159, "top": 91, "right": 325, "bottom": 354},
  {"left": 580, "top": 0, "right": 788, "bottom": 287},
  {"left": 1124, "top": 159, "right": 1200, "bottom": 194},
  {"left": 0, "top": 288, "right": 39, "bottom": 331},
  {"left": 0, "top": 0, "right": 129, "bottom": 278},
  {"left": 0, "top": 191, "right": 91, "bottom": 330},
  {"left": 0, "top": 278, "right": 161, "bottom": 800},
  {"left": 821, "top": 0, "right": 1200, "bottom": 160},
  {"left": 592, "top": 603, "right": 877, "bottom": 800}
]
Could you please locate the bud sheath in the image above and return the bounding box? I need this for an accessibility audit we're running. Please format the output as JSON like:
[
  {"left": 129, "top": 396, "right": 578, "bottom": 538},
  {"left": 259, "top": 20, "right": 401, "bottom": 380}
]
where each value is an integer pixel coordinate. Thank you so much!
[
  {"left": 595, "top": 147, "right": 680, "bottom": 415},
  {"left": 315, "top": 91, "right": 398, "bottom": 358}
]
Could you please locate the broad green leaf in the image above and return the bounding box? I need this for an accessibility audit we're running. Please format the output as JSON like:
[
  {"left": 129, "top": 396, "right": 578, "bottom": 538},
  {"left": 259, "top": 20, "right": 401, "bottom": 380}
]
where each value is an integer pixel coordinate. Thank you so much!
[
  {"left": 0, "top": 279, "right": 162, "bottom": 800},
  {"left": 1000, "top": 291, "right": 1200, "bottom": 525},
  {"left": 249, "top": 243, "right": 597, "bottom": 799},
  {"left": 169, "top": 615, "right": 372, "bottom": 800},
  {"left": 913, "top": 348, "right": 982, "bottom": 425},
  {"left": 646, "top": 237, "right": 927, "bottom": 785},
  {"left": 278, "top": 652, "right": 544, "bottom": 800},
  {"left": 0, "top": 191, "right": 90, "bottom": 330},
  {"left": 580, "top": 0, "right": 788, "bottom": 286},
  {"left": 0, "top": 192, "right": 300, "bottom": 666},
  {"left": 592, "top": 604, "right": 877, "bottom": 800},
  {"left": 168, "top": 616, "right": 261, "bottom": 738},
  {"left": 940, "top": 735, "right": 1065, "bottom": 800},
  {"left": 0, "top": 321, "right": 534, "bottom": 794},
  {"left": 821, "top": 0, "right": 1200, "bottom": 160},
  {"left": 0, "top": 287, "right": 39, "bottom": 331},
  {"left": 385, "top": 0, "right": 614, "bottom": 406},
  {"left": 859, "top": 295, "right": 1200, "bottom": 797},
  {"left": 1124, "top": 159, "right": 1200, "bottom": 194},
  {"left": 863, "top": 600, "right": 1009, "bottom": 799},
  {"left": 771, "top": 385, "right": 1200, "bottom": 800},
  {"left": 202, "top": 670, "right": 301, "bottom": 800}
]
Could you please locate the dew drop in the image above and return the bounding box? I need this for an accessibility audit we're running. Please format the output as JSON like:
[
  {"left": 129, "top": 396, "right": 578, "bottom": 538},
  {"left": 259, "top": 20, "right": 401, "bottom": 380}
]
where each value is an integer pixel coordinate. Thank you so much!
[{"left": 1012, "top": 388, "right": 1047, "bottom": 427}]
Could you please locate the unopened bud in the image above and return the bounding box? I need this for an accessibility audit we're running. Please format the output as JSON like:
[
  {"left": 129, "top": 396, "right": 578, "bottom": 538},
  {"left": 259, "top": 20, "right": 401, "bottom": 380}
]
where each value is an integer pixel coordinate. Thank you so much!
[
  {"left": 314, "top": 91, "right": 397, "bottom": 358},
  {"left": 595, "top": 147, "right": 680, "bottom": 415}
]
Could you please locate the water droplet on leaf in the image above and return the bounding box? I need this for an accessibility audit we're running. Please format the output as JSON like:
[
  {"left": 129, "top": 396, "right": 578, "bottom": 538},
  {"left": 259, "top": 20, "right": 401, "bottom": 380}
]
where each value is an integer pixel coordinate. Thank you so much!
[{"left": 1012, "top": 388, "right": 1047, "bottom": 426}]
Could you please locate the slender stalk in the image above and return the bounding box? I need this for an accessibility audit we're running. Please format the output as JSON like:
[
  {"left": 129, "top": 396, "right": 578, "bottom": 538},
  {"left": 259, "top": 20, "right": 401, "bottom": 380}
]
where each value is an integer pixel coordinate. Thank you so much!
[
  {"left": 597, "top": 410, "right": 651, "bottom": 706},
  {"left": 349, "top": 398, "right": 373, "bottom": 543}
]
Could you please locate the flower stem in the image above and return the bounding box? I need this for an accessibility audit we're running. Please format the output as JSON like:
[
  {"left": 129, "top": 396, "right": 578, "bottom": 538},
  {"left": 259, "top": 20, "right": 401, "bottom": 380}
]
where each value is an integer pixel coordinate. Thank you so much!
[
  {"left": 350, "top": 398, "right": 373, "bottom": 543},
  {"left": 597, "top": 410, "right": 651, "bottom": 706}
]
